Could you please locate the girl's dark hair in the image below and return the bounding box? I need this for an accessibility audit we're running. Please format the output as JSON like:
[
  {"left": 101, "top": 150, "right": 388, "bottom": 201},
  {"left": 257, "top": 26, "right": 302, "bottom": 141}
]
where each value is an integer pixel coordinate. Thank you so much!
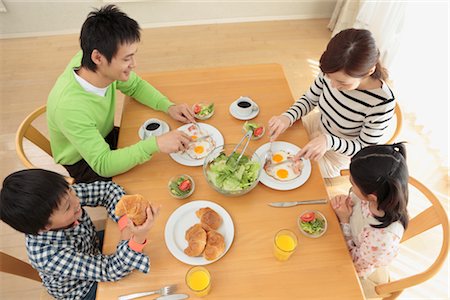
[
  {"left": 0, "top": 169, "right": 69, "bottom": 235},
  {"left": 80, "top": 5, "right": 141, "bottom": 71},
  {"left": 320, "top": 28, "right": 388, "bottom": 81},
  {"left": 350, "top": 143, "right": 409, "bottom": 229}
]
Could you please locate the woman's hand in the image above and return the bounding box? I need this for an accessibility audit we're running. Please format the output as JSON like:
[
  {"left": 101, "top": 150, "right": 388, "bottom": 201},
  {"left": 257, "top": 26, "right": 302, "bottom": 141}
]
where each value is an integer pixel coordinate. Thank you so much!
[
  {"left": 330, "top": 194, "right": 353, "bottom": 223},
  {"left": 294, "top": 134, "right": 327, "bottom": 161},
  {"left": 156, "top": 130, "right": 192, "bottom": 153},
  {"left": 127, "top": 205, "right": 161, "bottom": 244},
  {"left": 168, "top": 104, "right": 196, "bottom": 123},
  {"left": 268, "top": 115, "right": 291, "bottom": 141}
]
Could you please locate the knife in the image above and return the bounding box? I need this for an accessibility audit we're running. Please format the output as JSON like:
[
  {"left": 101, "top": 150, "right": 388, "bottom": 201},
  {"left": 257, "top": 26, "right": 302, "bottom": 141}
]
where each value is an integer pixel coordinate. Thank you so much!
[
  {"left": 155, "top": 294, "right": 189, "bottom": 300},
  {"left": 268, "top": 199, "right": 327, "bottom": 207}
]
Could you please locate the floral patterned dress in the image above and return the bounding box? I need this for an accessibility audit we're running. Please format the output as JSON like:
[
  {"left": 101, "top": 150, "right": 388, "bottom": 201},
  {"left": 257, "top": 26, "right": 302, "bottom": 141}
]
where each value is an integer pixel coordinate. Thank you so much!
[{"left": 340, "top": 193, "right": 404, "bottom": 279}]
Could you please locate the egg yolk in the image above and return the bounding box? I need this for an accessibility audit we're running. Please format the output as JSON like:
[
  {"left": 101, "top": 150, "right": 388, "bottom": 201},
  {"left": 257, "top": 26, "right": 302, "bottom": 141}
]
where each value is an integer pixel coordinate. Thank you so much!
[
  {"left": 191, "top": 135, "right": 198, "bottom": 141},
  {"left": 194, "top": 145, "right": 204, "bottom": 154},
  {"left": 276, "top": 169, "right": 289, "bottom": 179},
  {"left": 272, "top": 154, "right": 284, "bottom": 163}
]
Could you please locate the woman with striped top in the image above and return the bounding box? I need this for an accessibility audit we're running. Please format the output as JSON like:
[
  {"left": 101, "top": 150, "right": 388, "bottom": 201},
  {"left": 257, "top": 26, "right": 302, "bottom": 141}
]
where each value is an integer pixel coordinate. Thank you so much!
[{"left": 268, "top": 29, "right": 396, "bottom": 178}]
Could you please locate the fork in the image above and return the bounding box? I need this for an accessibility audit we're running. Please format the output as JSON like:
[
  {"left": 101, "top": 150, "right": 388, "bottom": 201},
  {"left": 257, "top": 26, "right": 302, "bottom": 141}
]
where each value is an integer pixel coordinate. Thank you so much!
[
  {"left": 263, "top": 135, "right": 275, "bottom": 166},
  {"left": 117, "top": 285, "right": 176, "bottom": 300}
]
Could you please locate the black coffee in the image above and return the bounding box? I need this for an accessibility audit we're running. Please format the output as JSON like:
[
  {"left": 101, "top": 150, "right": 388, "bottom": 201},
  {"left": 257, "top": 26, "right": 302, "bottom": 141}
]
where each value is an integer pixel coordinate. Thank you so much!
[
  {"left": 146, "top": 122, "right": 161, "bottom": 131},
  {"left": 237, "top": 101, "right": 251, "bottom": 108}
]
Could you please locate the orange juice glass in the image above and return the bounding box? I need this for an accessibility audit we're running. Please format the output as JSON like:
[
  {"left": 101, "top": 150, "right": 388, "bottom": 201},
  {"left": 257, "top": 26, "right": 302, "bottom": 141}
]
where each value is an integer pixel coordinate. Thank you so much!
[
  {"left": 185, "top": 266, "right": 211, "bottom": 297},
  {"left": 273, "top": 229, "right": 298, "bottom": 261}
]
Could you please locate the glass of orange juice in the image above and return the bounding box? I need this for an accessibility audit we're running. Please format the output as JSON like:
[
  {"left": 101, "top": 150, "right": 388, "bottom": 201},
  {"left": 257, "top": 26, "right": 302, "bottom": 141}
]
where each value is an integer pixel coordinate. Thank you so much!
[
  {"left": 185, "top": 266, "right": 211, "bottom": 297},
  {"left": 273, "top": 229, "right": 298, "bottom": 261}
]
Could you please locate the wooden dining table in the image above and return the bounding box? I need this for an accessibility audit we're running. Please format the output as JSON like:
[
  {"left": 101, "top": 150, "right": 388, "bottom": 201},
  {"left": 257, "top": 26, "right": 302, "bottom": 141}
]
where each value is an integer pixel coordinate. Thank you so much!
[{"left": 97, "top": 64, "right": 364, "bottom": 299}]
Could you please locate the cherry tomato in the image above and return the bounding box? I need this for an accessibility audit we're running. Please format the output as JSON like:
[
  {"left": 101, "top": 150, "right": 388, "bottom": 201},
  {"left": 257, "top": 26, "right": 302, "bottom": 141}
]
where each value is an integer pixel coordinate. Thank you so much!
[
  {"left": 253, "top": 126, "right": 264, "bottom": 137},
  {"left": 193, "top": 104, "right": 202, "bottom": 114},
  {"left": 301, "top": 212, "right": 315, "bottom": 222},
  {"left": 178, "top": 179, "right": 191, "bottom": 191}
]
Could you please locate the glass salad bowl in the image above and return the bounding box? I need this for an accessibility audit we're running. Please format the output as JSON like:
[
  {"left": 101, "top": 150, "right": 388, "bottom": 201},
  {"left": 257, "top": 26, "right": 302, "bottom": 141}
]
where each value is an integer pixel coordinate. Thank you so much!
[
  {"left": 203, "top": 144, "right": 262, "bottom": 197},
  {"left": 297, "top": 210, "right": 328, "bottom": 238}
]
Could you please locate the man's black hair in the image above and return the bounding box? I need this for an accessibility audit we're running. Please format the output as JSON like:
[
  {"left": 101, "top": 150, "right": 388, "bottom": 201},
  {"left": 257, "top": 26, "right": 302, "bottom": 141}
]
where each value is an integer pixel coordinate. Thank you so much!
[
  {"left": 0, "top": 169, "right": 69, "bottom": 235},
  {"left": 80, "top": 5, "right": 141, "bottom": 71}
]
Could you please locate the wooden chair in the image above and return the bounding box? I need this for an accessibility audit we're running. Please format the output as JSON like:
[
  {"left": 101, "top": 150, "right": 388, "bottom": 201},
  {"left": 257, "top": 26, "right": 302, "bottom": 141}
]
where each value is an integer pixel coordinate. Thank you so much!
[
  {"left": 386, "top": 102, "right": 403, "bottom": 144},
  {"left": 336, "top": 172, "right": 449, "bottom": 299},
  {"left": 0, "top": 252, "right": 54, "bottom": 299},
  {"left": 15, "top": 104, "right": 74, "bottom": 183}
]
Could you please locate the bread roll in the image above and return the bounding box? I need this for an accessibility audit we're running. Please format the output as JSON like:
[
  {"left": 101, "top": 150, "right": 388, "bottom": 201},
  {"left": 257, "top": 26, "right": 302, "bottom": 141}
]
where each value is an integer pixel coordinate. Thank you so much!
[
  {"left": 184, "top": 224, "right": 207, "bottom": 256},
  {"left": 115, "top": 194, "right": 151, "bottom": 225},
  {"left": 203, "top": 230, "right": 225, "bottom": 261},
  {"left": 196, "top": 207, "right": 222, "bottom": 231}
]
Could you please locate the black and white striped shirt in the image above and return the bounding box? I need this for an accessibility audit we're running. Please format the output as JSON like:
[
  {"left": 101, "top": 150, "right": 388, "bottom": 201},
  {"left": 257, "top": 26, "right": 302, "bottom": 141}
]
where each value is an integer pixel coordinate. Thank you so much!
[{"left": 283, "top": 72, "right": 396, "bottom": 156}]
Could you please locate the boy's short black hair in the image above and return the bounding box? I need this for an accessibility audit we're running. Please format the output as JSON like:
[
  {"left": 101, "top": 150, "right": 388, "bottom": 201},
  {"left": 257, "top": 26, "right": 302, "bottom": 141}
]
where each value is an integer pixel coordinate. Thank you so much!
[
  {"left": 0, "top": 169, "right": 69, "bottom": 235},
  {"left": 80, "top": 4, "right": 141, "bottom": 71}
]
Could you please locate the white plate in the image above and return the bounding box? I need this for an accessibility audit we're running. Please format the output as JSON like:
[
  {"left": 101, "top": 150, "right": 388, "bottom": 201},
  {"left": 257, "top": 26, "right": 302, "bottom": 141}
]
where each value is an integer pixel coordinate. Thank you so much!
[
  {"left": 255, "top": 141, "right": 312, "bottom": 190},
  {"left": 229, "top": 97, "right": 260, "bottom": 120},
  {"left": 164, "top": 200, "right": 234, "bottom": 265},
  {"left": 169, "top": 123, "right": 224, "bottom": 166},
  {"left": 138, "top": 119, "right": 170, "bottom": 140}
]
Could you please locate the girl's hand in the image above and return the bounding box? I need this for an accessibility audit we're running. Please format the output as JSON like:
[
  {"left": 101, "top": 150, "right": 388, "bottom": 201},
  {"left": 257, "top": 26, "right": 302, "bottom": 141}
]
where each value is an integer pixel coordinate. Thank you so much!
[
  {"left": 294, "top": 134, "right": 327, "bottom": 161},
  {"left": 127, "top": 205, "right": 161, "bottom": 244},
  {"left": 268, "top": 115, "right": 291, "bottom": 141},
  {"left": 330, "top": 194, "right": 353, "bottom": 223},
  {"left": 168, "top": 104, "right": 196, "bottom": 123}
]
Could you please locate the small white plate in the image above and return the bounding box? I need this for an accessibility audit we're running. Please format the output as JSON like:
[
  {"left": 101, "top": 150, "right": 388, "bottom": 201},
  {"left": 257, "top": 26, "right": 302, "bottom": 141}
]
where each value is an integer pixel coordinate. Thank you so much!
[
  {"left": 138, "top": 119, "right": 170, "bottom": 140},
  {"left": 255, "top": 141, "right": 312, "bottom": 190},
  {"left": 164, "top": 200, "right": 235, "bottom": 265},
  {"left": 229, "top": 97, "right": 260, "bottom": 120},
  {"left": 169, "top": 123, "right": 224, "bottom": 167}
]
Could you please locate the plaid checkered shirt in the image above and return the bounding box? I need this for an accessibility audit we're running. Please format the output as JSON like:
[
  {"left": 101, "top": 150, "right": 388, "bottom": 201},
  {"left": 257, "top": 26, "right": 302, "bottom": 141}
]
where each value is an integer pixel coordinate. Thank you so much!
[{"left": 25, "top": 181, "right": 150, "bottom": 300}]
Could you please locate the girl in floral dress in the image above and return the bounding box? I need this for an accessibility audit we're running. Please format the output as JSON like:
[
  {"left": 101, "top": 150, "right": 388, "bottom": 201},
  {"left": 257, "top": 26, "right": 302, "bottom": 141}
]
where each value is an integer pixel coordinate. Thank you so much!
[{"left": 330, "top": 143, "right": 409, "bottom": 298}]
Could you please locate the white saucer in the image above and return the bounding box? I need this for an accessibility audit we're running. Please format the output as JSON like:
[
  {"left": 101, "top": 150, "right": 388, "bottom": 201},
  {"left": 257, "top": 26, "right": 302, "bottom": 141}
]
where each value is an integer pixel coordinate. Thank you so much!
[
  {"left": 138, "top": 119, "right": 170, "bottom": 140},
  {"left": 229, "top": 97, "right": 260, "bottom": 120}
]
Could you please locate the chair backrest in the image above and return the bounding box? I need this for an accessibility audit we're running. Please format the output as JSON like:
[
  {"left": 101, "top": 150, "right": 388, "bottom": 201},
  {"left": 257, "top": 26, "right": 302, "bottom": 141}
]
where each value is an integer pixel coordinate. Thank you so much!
[
  {"left": 386, "top": 102, "right": 403, "bottom": 144},
  {"left": 0, "top": 251, "right": 41, "bottom": 282},
  {"left": 15, "top": 105, "right": 74, "bottom": 183},
  {"left": 374, "top": 176, "right": 449, "bottom": 299}
]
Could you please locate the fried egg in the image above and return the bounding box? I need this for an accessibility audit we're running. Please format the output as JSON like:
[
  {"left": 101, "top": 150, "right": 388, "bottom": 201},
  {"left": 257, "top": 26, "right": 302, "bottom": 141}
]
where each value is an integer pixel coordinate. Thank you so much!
[
  {"left": 267, "top": 163, "right": 299, "bottom": 181},
  {"left": 186, "top": 140, "right": 213, "bottom": 159},
  {"left": 271, "top": 151, "right": 288, "bottom": 164}
]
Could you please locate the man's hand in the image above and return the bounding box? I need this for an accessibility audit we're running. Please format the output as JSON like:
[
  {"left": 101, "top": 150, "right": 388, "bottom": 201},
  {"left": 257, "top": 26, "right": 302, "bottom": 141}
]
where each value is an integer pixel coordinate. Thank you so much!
[
  {"left": 168, "top": 104, "right": 196, "bottom": 123},
  {"left": 156, "top": 130, "right": 191, "bottom": 153},
  {"left": 268, "top": 115, "right": 290, "bottom": 141},
  {"left": 294, "top": 134, "right": 327, "bottom": 161}
]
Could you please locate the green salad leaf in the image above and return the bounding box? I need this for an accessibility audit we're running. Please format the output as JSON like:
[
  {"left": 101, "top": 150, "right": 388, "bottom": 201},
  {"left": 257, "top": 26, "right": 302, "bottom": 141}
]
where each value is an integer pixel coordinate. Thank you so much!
[
  {"left": 207, "top": 152, "right": 260, "bottom": 192},
  {"left": 198, "top": 103, "right": 214, "bottom": 116},
  {"left": 300, "top": 218, "right": 325, "bottom": 235}
]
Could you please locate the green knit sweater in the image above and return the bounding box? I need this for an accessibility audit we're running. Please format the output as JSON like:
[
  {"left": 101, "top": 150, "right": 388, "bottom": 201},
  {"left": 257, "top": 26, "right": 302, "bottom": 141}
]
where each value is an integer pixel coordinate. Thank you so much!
[{"left": 47, "top": 51, "right": 174, "bottom": 177}]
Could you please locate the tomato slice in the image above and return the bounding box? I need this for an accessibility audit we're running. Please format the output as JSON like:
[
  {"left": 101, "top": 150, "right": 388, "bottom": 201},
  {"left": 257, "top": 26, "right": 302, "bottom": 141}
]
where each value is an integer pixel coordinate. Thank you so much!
[
  {"left": 253, "top": 127, "right": 264, "bottom": 137},
  {"left": 193, "top": 105, "right": 202, "bottom": 114},
  {"left": 301, "top": 212, "right": 315, "bottom": 222},
  {"left": 178, "top": 179, "right": 191, "bottom": 191}
]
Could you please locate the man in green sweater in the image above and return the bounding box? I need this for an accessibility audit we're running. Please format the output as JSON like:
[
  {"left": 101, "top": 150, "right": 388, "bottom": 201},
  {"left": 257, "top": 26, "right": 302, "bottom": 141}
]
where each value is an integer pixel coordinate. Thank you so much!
[{"left": 47, "top": 5, "right": 194, "bottom": 183}]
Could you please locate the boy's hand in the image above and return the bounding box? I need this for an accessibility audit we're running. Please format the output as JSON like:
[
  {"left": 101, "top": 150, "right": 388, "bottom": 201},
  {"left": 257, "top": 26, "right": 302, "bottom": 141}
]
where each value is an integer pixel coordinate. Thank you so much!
[
  {"left": 156, "top": 130, "right": 191, "bottom": 153},
  {"left": 128, "top": 205, "right": 161, "bottom": 244},
  {"left": 168, "top": 104, "right": 196, "bottom": 123}
]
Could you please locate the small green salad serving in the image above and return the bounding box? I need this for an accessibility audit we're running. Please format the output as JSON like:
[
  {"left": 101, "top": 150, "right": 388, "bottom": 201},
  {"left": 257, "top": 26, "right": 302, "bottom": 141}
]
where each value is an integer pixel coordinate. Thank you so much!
[
  {"left": 168, "top": 175, "right": 195, "bottom": 199},
  {"left": 298, "top": 210, "right": 327, "bottom": 238},
  {"left": 243, "top": 121, "right": 265, "bottom": 140},
  {"left": 206, "top": 152, "right": 260, "bottom": 193},
  {"left": 193, "top": 103, "right": 214, "bottom": 120}
]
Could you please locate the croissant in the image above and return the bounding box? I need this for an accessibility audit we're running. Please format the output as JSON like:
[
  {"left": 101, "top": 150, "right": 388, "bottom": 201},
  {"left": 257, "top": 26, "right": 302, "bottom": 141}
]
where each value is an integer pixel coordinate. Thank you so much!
[
  {"left": 115, "top": 194, "right": 151, "bottom": 225},
  {"left": 203, "top": 230, "right": 225, "bottom": 261},
  {"left": 184, "top": 224, "right": 207, "bottom": 256},
  {"left": 196, "top": 207, "right": 222, "bottom": 231}
]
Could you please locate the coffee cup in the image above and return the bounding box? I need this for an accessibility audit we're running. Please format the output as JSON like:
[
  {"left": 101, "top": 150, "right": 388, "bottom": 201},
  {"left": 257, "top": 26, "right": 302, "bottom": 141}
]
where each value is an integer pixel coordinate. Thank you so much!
[
  {"left": 235, "top": 96, "right": 257, "bottom": 116},
  {"left": 143, "top": 119, "right": 163, "bottom": 139}
]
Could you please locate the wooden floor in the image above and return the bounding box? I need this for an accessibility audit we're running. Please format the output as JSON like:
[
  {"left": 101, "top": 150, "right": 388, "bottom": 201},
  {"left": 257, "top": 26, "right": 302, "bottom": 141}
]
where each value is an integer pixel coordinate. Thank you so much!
[{"left": 0, "top": 19, "right": 448, "bottom": 299}]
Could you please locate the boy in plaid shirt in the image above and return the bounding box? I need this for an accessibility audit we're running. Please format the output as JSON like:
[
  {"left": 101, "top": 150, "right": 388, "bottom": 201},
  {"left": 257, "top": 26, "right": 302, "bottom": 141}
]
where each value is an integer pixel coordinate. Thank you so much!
[{"left": 0, "top": 169, "right": 160, "bottom": 300}]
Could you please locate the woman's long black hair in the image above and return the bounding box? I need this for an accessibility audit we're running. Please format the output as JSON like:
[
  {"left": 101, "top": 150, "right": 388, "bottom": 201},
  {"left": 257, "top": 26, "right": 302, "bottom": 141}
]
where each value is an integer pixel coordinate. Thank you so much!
[{"left": 350, "top": 143, "right": 409, "bottom": 229}]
